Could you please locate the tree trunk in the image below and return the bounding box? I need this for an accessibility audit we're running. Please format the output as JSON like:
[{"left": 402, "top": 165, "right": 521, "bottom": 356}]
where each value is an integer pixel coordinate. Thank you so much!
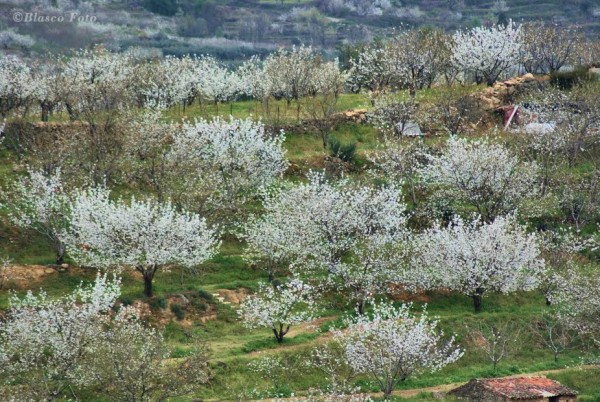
[
  {"left": 273, "top": 328, "right": 284, "bottom": 343},
  {"left": 273, "top": 323, "right": 289, "bottom": 343},
  {"left": 41, "top": 103, "right": 50, "bottom": 122},
  {"left": 143, "top": 270, "right": 154, "bottom": 297},
  {"left": 55, "top": 242, "right": 65, "bottom": 265},
  {"left": 356, "top": 298, "right": 365, "bottom": 315},
  {"left": 268, "top": 269, "right": 275, "bottom": 283},
  {"left": 472, "top": 289, "right": 484, "bottom": 312}
]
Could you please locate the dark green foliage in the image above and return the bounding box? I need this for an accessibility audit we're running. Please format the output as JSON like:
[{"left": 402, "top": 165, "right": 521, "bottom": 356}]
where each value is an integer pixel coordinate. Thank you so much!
[
  {"left": 120, "top": 296, "right": 134, "bottom": 306},
  {"left": 149, "top": 296, "right": 167, "bottom": 310},
  {"left": 191, "top": 299, "right": 208, "bottom": 312},
  {"left": 170, "top": 303, "right": 186, "bottom": 320},
  {"left": 198, "top": 289, "right": 214, "bottom": 302},
  {"left": 327, "top": 137, "right": 357, "bottom": 162},
  {"left": 550, "top": 67, "right": 597, "bottom": 90},
  {"left": 143, "top": 0, "right": 178, "bottom": 16}
]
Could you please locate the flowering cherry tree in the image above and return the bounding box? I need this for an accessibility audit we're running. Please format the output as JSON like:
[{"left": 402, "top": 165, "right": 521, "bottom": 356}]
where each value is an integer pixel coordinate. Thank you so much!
[
  {"left": 3, "top": 167, "right": 71, "bottom": 264},
  {"left": 0, "top": 273, "right": 211, "bottom": 400},
  {"left": 538, "top": 229, "right": 595, "bottom": 305},
  {"left": 520, "top": 22, "right": 586, "bottom": 74},
  {"left": 412, "top": 215, "right": 545, "bottom": 312},
  {"left": 349, "top": 28, "right": 451, "bottom": 96},
  {"left": 452, "top": 21, "right": 522, "bottom": 86},
  {"left": 242, "top": 172, "right": 409, "bottom": 313},
  {"left": 138, "top": 55, "right": 201, "bottom": 109},
  {"left": 197, "top": 55, "right": 243, "bottom": 106},
  {"left": 65, "top": 186, "right": 220, "bottom": 297},
  {"left": 0, "top": 55, "right": 35, "bottom": 118},
  {"left": 332, "top": 301, "right": 463, "bottom": 399},
  {"left": 238, "top": 279, "right": 316, "bottom": 343},
  {"left": 263, "top": 46, "right": 320, "bottom": 104},
  {"left": 60, "top": 48, "right": 135, "bottom": 118},
  {"left": 237, "top": 56, "right": 270, "bottom": 101},
  {"left": 554, "top": 272, "right": 600, "bottom": 351},
  {"left": 0, "top": 273, "right": 121, "bottom": 400},
  {"left": 120, "top": 109, "right": 180, "bottom": 203},
  {"left": 420, "top": 136, "right": 538, "bottom": 222},
  {"left": 169, "top": 117, "right": 288, "bottom": 214}
]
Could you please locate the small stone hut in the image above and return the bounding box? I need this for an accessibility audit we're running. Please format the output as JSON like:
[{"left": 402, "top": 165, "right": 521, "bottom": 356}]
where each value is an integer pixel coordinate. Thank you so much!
[{"left": 449, "top": 376, "right": 577, "bottom": 402}]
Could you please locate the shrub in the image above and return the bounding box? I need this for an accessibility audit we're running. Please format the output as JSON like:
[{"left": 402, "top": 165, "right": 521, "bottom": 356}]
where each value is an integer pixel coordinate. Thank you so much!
[
  {"left": 327, "top": 137, "right": 357, "bottom": 162},
  {"left": 149, "top": 296, "right": 167, "bottom": 310},
  {"left": 550, "top": 67, "right": 597, "bottom": 90},
  {"left": 143, "top": 0, "right": 178, "bottom": 16},
  {"left": 170, "top": 303, "right": 186, "bottom": 320},
  {"left": 198, "top": 289, "right": 214, "bottom": 302},
  {"left": 191, "top": 299, "right": 208, "bottom": 312},
  {"left": 120, "top": 296, "right": 134, "bottom": 306}
]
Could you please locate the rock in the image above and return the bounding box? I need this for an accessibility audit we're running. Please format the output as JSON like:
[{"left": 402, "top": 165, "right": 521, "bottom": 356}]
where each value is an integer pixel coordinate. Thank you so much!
[
  {"left": 61, "top": 264, "right": 69, "bottom": 269},
  {"left": 178, "top": 294, "right": 189, "bottom": 306},
  {"left": 401, "top": 121, "right": 423, "bottom": 136},
  {"left": 522, "top": 122, "right": 556, "bottom": 134}
]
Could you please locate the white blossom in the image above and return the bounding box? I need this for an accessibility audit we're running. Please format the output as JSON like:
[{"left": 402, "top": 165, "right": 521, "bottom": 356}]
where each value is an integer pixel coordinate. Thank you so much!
[
  {"left": 412, "top": 215, "right": 545, "bottom": 311},
  {"left": 420, "top": 136, "right": 538, "bottom": 222},
  {"left": 332, "top": 301, "right": 462, "bottom": 398},
  {"left": 242, "top": 172, "right": 409, "bottom": 312},
  {"left": 65, "top": 186, "right": 220, "bottom": 296},
  {"left": 0, "top": 273, "right": 121, "bottom": 399},
  {"left": 0, "top": 55, "right": 35, "bottom": 118},
  {"left": 239, "top": 279, "right": 316, "bottom": 342},
  {"left": 3, "top": 167, "right": 71, "bottom": 263},
  {"left": 452, "top": 20, "right": 522, "bottom": 86},
  {"left": 169, "top": 116, "right": 288, "bottom": 213}
]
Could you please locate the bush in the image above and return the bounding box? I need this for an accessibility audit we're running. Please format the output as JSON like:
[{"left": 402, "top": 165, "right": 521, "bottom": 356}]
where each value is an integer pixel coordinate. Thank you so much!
[
  {"left": 143, "top": 0, "right": 178, "bottom": 16},
  {"left": 170, "top": 303, "right": 186, "bottom": 320},
  {"left": 198, "top": 289, "right": 214, "bottom": 302},
  {"left": 120, "top": 296, "right": 134, "bottom": 306},
  {"left": 327, "top": 137, "right": 357, "bottom": 162},
  {"left": 149, "top": 296, "right": 167, "bottom": 310},
  {"left": 191, "top": 299, "right": 208, "bottom": 312},
  {"left": 550, "top": 67, "right": 597, "bottom": 90},
  {"left": 171, "top": 347, "right": 193, "bottom": 358}
]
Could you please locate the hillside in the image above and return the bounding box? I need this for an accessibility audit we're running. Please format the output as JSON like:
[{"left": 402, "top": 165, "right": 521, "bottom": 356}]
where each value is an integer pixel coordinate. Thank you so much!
[{"left": 0, "top": 0, "right": 598, "bottom": 59}]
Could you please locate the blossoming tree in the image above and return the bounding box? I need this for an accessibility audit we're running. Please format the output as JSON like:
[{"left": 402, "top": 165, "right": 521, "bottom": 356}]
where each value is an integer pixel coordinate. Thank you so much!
[
  {"left": 169, "top": 117, "right": 288, "bottom": 215},
  {"left": 65, "top": 186, "right": 220, "bottom": 297},
  {"left": 0, "top": 273, "right": 211, "bottom": 401},
  {"left": 420, "top": 136, "right": 538, "bottom": 222},
  {"left": 238, "top": 278, "right": 316, "bottom": 343},
  {"left": 0, "top": 273, "right": 121, "bottom": 400},
  {"left": 412, "top": 215, "right": 545, "bottom": 312},
  {"left": 242, "top": 172, "right": 409, "bottom": 313},
  {"left": 332, "top": 301, "right": 463, "bottom": 399},
  {"left": 452, "top": 20, "right": 522, "bottom": 86},
  {"left": 4, "top": 167, "right": 71, "bottom": 264}
]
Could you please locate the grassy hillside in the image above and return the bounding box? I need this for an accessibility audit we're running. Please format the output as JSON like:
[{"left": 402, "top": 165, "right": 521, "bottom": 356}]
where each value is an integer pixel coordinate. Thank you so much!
[{"left": 1, "top": 80, "right": 600, "bottom": 400}]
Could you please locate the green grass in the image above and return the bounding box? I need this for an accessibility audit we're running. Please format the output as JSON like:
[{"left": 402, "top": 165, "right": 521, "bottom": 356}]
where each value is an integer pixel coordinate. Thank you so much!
[{"left": 161, "top": 93, "right": 371, "bottom": 125}]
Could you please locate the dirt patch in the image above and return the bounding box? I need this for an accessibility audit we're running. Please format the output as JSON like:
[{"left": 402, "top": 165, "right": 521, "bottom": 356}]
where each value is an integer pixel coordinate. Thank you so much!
[
  {"left": 0, "top": 265, "right": 58, "bottom": 289},
  {"left": 388, "top": 283, "right": 432, "bottom": 303},
  {"left": 214, "top": 288, "right": 249, "bottom": 304},
  {"left": 131, "top": 292, "right": 219, "bottom": 328}
]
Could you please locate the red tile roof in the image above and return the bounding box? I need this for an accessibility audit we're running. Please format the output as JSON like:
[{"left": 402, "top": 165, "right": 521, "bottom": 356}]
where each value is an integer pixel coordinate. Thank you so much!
[{"left": 478, "top": 376, "right": 577, "bottom": 399}]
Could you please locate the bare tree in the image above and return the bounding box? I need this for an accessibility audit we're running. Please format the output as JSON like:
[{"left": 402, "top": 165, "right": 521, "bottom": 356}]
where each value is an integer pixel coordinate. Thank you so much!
[
  {"left": 531, "top": 313, "right": 577, "bottom": 363},
  {"left": 468, "top": 320, "right": 521, "bottom": 371}
]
